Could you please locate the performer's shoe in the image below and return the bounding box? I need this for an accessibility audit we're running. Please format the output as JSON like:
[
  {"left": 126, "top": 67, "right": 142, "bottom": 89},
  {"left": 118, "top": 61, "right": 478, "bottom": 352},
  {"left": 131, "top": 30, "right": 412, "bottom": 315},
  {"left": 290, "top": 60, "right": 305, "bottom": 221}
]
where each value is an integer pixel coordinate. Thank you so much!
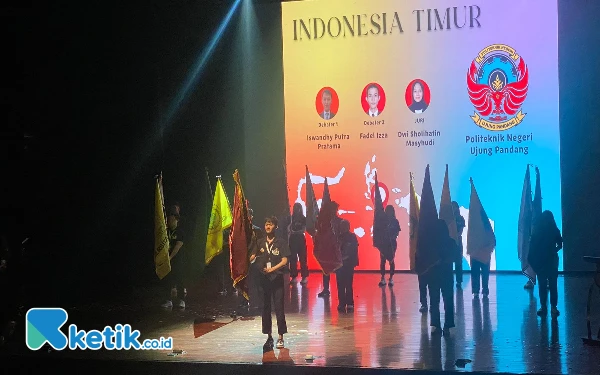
[
  {"left": 388, "top": 278, "right": 394, "bottom": 287},
  {"left": 524, "top": 280, "right": 534, "bottom": 289},
  {"left": 276, "top": 339, "right": 284, "bottom": 349},
  {"left": 161, "top": 300, "right": 173, "bottom": 308},
  {"left": 419, "top": 304, "right": 428, "bottom": 313},
  {"left": 537, "top": 307, "right": 547, "bottom": 316},
  {"left": 300, "top": 277, "right": 308, "bottom": 285},
  {"left": 264, "top": 336, "right": 274, "bottom": 349},
  {"left": 337, "top": 305, "right": 346, "bottom": 313},
  {"left": 317, "top": 290, "right": 330, "bottom": 298},
  {"left": 442, "top": 327, "right": 452, "bottom": 337},
  {"left": 346, "top": 304, "right": 354, "bottom": 312},
  {"left": 482, "top": 292, "right": 489, "bottom": 299},
  {"left": 177, "top": 300, "right": 185, "bottom": 309},
  {"left": 473, "top": 292, "right": 479, "bottom": 298},
  {"left": 431, "top": 326, "right": 442, "bottom": 335},
  {"left": 551, "top": 307, "right": 560, "bottom": 318},
  {"left": 378, "top": 277, "right": 386, "bottom": 287}
]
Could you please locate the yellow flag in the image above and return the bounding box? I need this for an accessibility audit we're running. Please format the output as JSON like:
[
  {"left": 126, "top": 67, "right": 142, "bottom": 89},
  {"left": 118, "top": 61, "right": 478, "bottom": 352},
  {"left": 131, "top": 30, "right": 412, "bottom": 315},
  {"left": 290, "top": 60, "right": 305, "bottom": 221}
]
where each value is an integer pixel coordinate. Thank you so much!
[
  {"left": 205, "top": 178, "right": 233, "bottom": 265},
  {"left": 409, "top": 173, "right": 420, "bottom": 271},
  {"left": 154, "top": 175, "right": 171, "bottom": 279}
]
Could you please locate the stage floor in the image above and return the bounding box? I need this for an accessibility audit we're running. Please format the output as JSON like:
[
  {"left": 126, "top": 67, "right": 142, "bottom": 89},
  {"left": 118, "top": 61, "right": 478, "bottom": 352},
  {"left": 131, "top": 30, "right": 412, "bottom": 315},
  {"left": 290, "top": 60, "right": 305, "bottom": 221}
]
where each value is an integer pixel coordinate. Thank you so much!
[{"left": 3, "top": 273, "right": 600, "bottom": 374}]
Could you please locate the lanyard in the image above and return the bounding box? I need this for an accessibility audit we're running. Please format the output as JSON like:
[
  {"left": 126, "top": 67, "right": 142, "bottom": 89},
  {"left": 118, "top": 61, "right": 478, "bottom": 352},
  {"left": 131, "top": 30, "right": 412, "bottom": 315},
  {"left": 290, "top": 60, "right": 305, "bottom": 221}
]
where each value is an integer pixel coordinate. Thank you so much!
[{"left": 265, "top": 241, "right": 274, "bottom": 255}]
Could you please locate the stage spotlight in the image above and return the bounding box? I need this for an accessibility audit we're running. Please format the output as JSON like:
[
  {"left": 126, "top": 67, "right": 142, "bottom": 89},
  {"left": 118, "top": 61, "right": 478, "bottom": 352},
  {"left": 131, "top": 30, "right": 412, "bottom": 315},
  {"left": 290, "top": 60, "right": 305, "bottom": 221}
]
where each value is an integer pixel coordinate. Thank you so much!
[{"left": 163, "top": 0, "right": 242, "bottom": 127}]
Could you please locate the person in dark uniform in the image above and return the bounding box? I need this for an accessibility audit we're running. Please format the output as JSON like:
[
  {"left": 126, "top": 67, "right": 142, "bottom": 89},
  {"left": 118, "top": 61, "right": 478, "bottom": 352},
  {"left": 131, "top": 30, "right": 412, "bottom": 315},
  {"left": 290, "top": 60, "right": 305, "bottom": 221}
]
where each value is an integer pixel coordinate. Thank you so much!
[
  {"left": 528, "top": 210, "right": 562, "bottom": 318},
  {"left": 336, "top": 219, "right": 359, "bottom": 313},
  {"left": 452, "top": 201, "right": 466, "bottom": 289},
  {"left": 250, "top": 216, "right": 290, "bottom": 349},
  {"left": 318, "top": 201, "right": 342, "bottom": 298},
  {"left": 161, "top": 206, "right": 186, "bottom": 309},
  {"left": 289, "top": 203, "right": 309, "bottom": 285},
  {"left": 378, "top": 205, "right": 401, "bottom": 287},
  {"left": 428, "top": 219, "right": 458, "bottom": 336}
]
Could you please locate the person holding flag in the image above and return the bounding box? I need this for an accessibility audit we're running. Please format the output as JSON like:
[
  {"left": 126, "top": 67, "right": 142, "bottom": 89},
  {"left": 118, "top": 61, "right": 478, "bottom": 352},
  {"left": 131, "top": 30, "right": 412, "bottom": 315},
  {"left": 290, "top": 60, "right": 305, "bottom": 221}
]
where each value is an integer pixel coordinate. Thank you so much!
[
  {"left": 373, "top": 172, "right": 400, "bottom": 287},
  {"left": 336, "top": 219, "right": 359, "bottom": 313},
  {"left": 518, "top": 165, "right": 536, "bottom": 290},
  {"left": 316, "top": 200, "right": 342, "bottom": 297},
  {"left": 415, "top": 165, "right": 439, "bottom": 316},
  {"left": 430, "top": 218, "right": 458, "bottom": 335},
  {"left": 528, "top": 210, "right": 562, "bottom": 318},
  {"left": 288, "top": 203, "right": 309, "bottom": 285},
  {"left": 467, "top": 178, "right": 496, "bottom": 298},
  {"left": 452, "top": 201, "right": 466, "bottom": 289},
  {"left": 311, "top": 175, "right": 342, "bottom": 298},
  {"left": 161, "top": 205, "right": 186, "bottom": 309}
]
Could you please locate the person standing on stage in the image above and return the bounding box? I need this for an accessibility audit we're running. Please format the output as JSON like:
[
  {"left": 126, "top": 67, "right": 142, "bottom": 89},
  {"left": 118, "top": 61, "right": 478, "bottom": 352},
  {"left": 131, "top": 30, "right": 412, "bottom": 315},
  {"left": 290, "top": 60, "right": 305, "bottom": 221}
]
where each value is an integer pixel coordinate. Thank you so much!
[
  {"left": 250, "top": 216, "right": 290, "bottom": 349},
  {"left": 378, "top": 205, "right": 401, "bottom": 287},
  {"left": 318, "top": 201, "right": 342, "bottom": 298},
  {"left": 528, "top": 210, "right": 562, "bottom": 318},
  {"left": 289, "top": 203, "right": 309, "bottom": 285},
  {"left": 452, "top": 201, "right": 466, "bottom": 289},
  {"left": 161, "top": 206, "right": 186, "bottom": 309},
  {"left": 428, "top": 219, "right": 457, "bottom": 335},
  {"left": 336, "top": 219, "right": 359, "bottom": 313}
]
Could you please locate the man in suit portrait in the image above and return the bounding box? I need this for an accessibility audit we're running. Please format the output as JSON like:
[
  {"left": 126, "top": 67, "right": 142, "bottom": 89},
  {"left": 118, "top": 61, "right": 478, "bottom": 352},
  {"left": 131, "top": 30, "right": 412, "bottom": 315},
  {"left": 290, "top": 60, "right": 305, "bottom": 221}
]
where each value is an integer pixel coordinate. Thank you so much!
[
  {"left": 365, "top": 84, "right": 381, "bottom": 117},
  {"left": 319, "top": 89, "right": 336, "bottom": 120}
]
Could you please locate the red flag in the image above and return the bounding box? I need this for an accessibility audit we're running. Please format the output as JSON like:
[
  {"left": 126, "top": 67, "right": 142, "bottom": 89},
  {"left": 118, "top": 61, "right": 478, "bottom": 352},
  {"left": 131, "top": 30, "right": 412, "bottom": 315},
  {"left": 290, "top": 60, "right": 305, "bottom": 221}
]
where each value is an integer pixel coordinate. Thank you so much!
[
  {"left": 313, "top": 178, "right": 342, "bottom": 275},
  {"left": 229, "top": 170, "right": 254, "bottom": 300}
]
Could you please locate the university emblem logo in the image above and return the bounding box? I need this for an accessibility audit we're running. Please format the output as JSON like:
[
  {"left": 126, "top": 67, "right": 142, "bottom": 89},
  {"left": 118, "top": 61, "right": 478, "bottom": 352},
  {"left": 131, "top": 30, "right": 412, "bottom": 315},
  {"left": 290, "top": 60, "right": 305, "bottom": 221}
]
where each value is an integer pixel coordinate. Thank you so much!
[
  {"left": 467, "top": 44, "right": 529, "bottom": 131},
  {"left": 207, "top": 209, "right": 221, "bottom": 233}
]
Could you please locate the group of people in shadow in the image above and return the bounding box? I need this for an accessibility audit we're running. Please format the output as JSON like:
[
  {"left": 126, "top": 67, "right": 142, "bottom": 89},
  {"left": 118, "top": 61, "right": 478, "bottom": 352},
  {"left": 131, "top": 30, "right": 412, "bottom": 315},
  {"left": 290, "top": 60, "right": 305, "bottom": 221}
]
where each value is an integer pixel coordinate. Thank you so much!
[{"left": 216, "top": 199, "right": 565, "bottom": 368}]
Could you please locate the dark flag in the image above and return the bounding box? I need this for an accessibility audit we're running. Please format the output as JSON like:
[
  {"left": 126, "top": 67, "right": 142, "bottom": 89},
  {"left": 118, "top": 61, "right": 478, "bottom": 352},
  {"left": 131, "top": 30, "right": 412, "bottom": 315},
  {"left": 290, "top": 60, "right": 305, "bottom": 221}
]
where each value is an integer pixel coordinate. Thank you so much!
[
  {"left": 415, "top": 165, "right": 440, "bottom": 275},
  {"left": 372, "top": 172, "right": 391, "bottom": 259},
  {"left": 439, "top": 165, "right": 458, "bottom": 244},
  {"left": 229, "top": 170, "right": 254, "bottom": 300},
  {"left": 467, "top": 178, "right": 496, "bottom": 264},
  {"left": 305, "top": 165, "right": 319, "bottom": 236},
  {"left": 518, "top": 165, "right": 535, "bottom": 283},
  {"left": 322, "top": 176, "right": 331, "bottom": 206},
  {"left": 532, "top": 166, "right": 542, "bottom": 226},
  {"left": 280, "top": 161, "right": 292, "bottom": 241}
]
